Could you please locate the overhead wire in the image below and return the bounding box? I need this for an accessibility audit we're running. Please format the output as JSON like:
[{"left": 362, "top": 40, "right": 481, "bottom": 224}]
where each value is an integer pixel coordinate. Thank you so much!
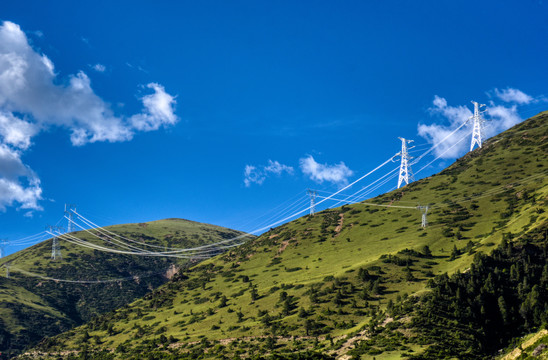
[
  {"left": 241, "top": 154, "right": 399, "bottom": 235},
  {"left": 50, "top": 231, "right": 226, "bottom": 258},
  {"left": 333, "top": 166, "right": 400, "bottom": 205},
  {"left": 411, "top": 120, "right": 469, "bottom": 166},
  {"left": 73, "top": 211, "right": 252, "bottom": 253},
  {"left": 6, "top": 231, "right": 48, "bottom": 244},
  {"left": 414, "top": 130, "right": 471, "bottom": 176},
  {"left": 5, "top": 134, "right": 545, "bottom": 283},
  {"left": 242, "top": 195, "right": 310, "bottom": 233},
  {"left": 58, "top": 155, "right": 397, "bottom": 258},
  {"left": 234, "top": 191, "right": 308, "bottom": 231}
]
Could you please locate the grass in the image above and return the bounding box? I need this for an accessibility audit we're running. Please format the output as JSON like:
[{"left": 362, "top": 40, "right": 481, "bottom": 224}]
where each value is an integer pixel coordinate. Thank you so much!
[
  {"left": 0, "top": 218, "right": 248, "bottom": 357},
  {"left": 14, "top": 110, "right": 548, "bottom": 359}
]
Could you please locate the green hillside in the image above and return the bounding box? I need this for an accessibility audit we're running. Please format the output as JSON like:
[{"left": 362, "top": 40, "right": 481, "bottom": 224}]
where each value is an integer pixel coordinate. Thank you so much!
[
  {"left": 497, "top": 328, "right": 548, "bottom": 360},
  {"left": 19, "top": 111, "right": 548, "bottom": 359},
  {"left": 0, "top": 218, "right": 248, "bottom": 358}
]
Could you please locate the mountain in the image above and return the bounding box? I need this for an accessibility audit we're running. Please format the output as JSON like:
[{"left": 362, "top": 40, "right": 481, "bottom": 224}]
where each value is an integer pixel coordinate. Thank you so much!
[
  {"left": 0, "top": 218, "right": 248, "bottom": 358},
  {"left": 16, "top": 111, "right": 548, "bottom": 359}
]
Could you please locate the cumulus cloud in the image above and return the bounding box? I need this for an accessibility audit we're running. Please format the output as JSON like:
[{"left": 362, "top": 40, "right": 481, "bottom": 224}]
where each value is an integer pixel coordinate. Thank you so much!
[
  {"left": 0, "top": 112, "right": 38, "bottom": 149},
  {"left": 244, "top": 160, "right": 294, "bottom": 187},
  {"left": 486, "top": 104, "right": 522, "bottom": 132},
  {"left": 494, "top": 88, "right": 534, "bottom": 104},
  {"left": 0, "top": 21, "right": 178, "bottom": 146},
  {"left": 417, "top": 96, "right": 473, "bottom": 158},
  {"left": 130, "top": 83, "right": 177, "bottom": 131},
  {"left": 0, "top": 20, "right": 178, "bottom": 212},
  {"left": 0, "top": 144, "right": 42, "bottom": 211},
  {"left": 299, "top": 156, "right": 353, "bottom": 185},
  {"left": 418, "top": 89, "right": 535, "bottom": 159}
]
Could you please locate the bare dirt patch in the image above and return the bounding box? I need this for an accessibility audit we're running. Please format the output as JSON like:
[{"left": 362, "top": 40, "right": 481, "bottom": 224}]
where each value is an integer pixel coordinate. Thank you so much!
[{"left": 334, "top": 213, "right": 344, "bottom": 235}]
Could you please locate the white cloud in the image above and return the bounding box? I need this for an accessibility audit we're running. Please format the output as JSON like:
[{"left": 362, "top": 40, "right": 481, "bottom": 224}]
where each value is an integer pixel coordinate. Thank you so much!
[
  {"left": 299, "top": 156, "right": 353, "bottom": 185},
  {"left": 264, "top": 160, "right": 294, "bottom": 176},
  {"left": 0, "top": 21, "right": 178, "bottom": 146},
  {"left": 244, "top": 165, "right": 265, "bottom": 187},
  {"left": 0, "top": 20, "right": 179, "bottom": 213},
  {"left": 0, "top": 144, "right": 42, "bottom": 211},
  {"left": 417, "top": 96, "right": 472, "bottom": 159},
  {"left": 486, "top": 104, "right": 522, "bottom": 132},
  {"left": 0, "top": 112, "right": 38, "bottom": 149},
  {"left": 494, "top": 88, "right": 534, "bottom": 104},
  {"left": 418, "top": 91, "right": 532, "bottom": 159},
  {"left": 244, "top": 160, "right": 294, "bottom": 187},
  {"left": 130, "top": 83, "right": 177, "bottom": 131},
  {"left": 92, "top": 63, "right": 106, "bottom": 72}
]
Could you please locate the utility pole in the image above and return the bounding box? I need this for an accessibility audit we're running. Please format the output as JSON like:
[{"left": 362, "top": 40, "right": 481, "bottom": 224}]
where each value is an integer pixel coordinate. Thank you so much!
[
  {"left": 46, "top": 226, "right": 65, "bottom": 260},
  {"left": 397, "top": 137, "right": 415, "bottom": 189},
  {"left": 469, "top": 101, "right": 486, "bottom": 151},
  {"left": 418, "top": 205, "right": 429, "bottom": 228},
  {"left": 307, "top": 189, "right": 317, "bottom": 216},
  {"left": 64, "top": 204, "right": 77, "bottom": 233}
]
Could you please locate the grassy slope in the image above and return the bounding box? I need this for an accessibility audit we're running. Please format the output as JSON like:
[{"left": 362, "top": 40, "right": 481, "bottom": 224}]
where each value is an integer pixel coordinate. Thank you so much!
[
  {"left": 498, "top": 329, "right": 548, "bottom": 360},
  {"left": 0, "top": 218, "right": 247, "bottom": 357},
  {"left": 25, "top": 111, "right": 548, "bottom": 359}
]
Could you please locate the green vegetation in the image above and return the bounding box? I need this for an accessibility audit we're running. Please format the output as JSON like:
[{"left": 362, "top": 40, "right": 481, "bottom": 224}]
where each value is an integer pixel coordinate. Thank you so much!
[
  {"left": 10, "top": 111, "right": 548, "bottom": 359},
  {"left": 349, "top": 222, "right": 548, "bottom": 359},
  {"left": 0, "top": 218, "right": 247, "bottom": 358}
]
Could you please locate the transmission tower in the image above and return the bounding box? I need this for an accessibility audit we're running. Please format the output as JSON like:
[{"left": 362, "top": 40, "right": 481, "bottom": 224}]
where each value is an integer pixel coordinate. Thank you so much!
[
  {"left": 307, "top": 189, "right": 317, "bottom": 216},
  {"left": 46, "top": 225, "right": 65, "bottom": 260},
  {"left": 0, "top": 239, "right": 7, "bottom": 258},
  {"left": 4, "top": 263, "right": 10, "bottom": 278},
  {"left": 418, "top": 205, "right": 429, "bottom": 228},
  {"left": 397, "top": 137, "right": 415, "bottom": 189},
  {"left": 64, "top": 204, "right": 77, "bottom": 233},
  {"left": 468, "top": 101, "right": 486, "bottom": 151}
]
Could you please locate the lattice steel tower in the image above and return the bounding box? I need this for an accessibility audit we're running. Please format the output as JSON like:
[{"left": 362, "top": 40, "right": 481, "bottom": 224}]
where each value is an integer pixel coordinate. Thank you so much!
[
  {"left": 397, "top": 137, "right": 415, "bottom": 189},
  {"left": 469, "top": 101, "right": 486, "bottom": 151},
  {"left": 418, "top": 205, "right": 429, "bottom": 228},
  {"left": 307, "top": 189, "right": 317, "bottom": 216},
  {"left": 64, "top": 204, "right": 77, "bottom": 233},
  {"left": 0, "top": 239, "right": 7, "bottom": 258},
  {"left": 47, "top": 226, "right": 64, "bottom": 260}
]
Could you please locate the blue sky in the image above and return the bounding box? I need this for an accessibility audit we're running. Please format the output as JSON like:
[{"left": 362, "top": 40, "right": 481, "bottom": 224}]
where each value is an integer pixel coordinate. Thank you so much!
[{"left": 1, "top": 1, "right": 547, "bottom": 255}]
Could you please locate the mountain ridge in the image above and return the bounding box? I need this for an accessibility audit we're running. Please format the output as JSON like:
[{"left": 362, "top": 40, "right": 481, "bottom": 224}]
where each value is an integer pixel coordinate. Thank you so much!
[
  {"left": 0, "top": 218, "right": 249, "bottom": 359},
  {"left": 9, "top": 110, "right": 548, "bottom": 359}
]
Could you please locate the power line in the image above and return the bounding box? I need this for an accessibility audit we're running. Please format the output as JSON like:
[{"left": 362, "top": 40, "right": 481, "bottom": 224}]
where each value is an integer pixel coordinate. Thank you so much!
[{"left": 72, "top": 211, "right": 251, "bottom": 254}]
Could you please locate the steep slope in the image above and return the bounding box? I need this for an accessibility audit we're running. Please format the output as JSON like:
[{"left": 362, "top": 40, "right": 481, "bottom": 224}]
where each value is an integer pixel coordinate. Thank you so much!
[
  {"left": 498, "top": 329, "right": 548, "bottom": 360},
  {"left": 23, "top": 111, "right": 548, "bottom": 359},
  {"left": 0, "top": 218, "right": 247, "bottom": 358}
]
